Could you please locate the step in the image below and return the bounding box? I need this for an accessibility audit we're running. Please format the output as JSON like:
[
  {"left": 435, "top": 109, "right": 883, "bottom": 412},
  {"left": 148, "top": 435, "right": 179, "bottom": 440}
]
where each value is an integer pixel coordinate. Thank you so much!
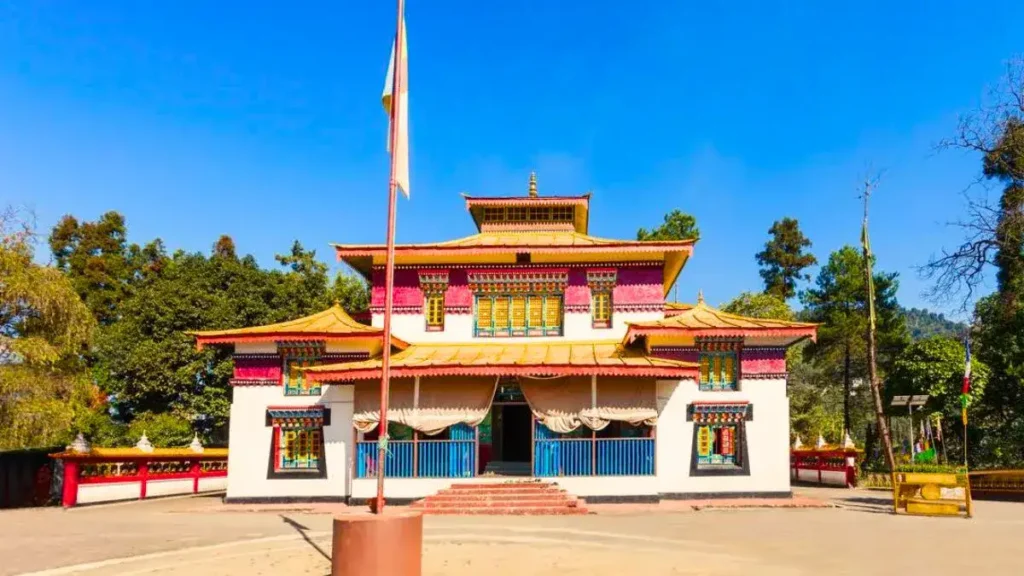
[
  {"left": 417, "top": 506, "right": 589, "bottom": 516},
  {"left": 444, "top": 483, "right": 558, "bottom": 491},
  {"left": 421, "top": 493, "right": 574, "bottom": 503},
  {"left": 413, "top": 498, "right": 580, "bottom": 509}
]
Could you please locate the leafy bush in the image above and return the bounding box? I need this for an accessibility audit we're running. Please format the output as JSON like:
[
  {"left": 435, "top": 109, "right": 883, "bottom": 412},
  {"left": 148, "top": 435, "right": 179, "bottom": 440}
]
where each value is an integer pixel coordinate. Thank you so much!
[{"left": 127, "top": 412, "right": 194, "bottom": 447}]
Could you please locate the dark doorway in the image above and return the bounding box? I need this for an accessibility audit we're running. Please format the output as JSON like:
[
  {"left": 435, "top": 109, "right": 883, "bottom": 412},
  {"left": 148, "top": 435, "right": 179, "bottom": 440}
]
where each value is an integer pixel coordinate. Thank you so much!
[{"left": 501, "top": 404, "right": 532, "bottom": 463}]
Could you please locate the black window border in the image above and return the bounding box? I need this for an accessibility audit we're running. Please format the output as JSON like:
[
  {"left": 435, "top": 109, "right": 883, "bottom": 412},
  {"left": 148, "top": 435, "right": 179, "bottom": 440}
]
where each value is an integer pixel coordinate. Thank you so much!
[{"left": 265, "top": 408, "right": 330, "bottom": 480}]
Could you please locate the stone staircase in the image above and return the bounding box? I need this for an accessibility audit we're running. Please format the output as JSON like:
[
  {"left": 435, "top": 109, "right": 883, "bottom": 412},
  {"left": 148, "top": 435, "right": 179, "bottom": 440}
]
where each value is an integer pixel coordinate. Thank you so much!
[{"left": 410, "top": 480, "right": 588, "bottom": 515}]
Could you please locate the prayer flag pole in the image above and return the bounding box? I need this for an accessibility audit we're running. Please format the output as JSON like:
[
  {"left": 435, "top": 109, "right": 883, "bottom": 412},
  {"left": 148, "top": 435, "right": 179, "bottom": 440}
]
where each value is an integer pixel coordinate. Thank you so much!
[{"left": 376, "top": 0, "right": 408, "bottom": 515}]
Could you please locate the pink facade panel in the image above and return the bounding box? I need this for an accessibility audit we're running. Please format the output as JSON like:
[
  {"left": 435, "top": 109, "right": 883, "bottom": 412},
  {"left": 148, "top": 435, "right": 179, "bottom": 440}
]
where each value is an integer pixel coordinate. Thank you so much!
[
  {"left": 444, "top": 269, "right": 472, "bottom": 309},
  {"left": 565, "top": 269, "right": 589, "bottom": 306},
  {"left": 741, "top": 348, "right": 787, "bottom": 374},
  {"left": 612, "top": 267, "right": 663, "bottom": 305},
  {"left": 371, "top": 269, "right": 423, "bottom": 308},
  {"left": 233, "top": 356, "right": 281, "bottom": 380}
]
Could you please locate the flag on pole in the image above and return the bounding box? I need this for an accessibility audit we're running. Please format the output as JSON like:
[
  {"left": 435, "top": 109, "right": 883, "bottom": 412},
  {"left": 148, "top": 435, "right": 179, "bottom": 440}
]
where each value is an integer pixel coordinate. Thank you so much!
[
  {"left": 382, "top": 16, "right": 410, "bottom": 198},
  {"left": 961, "top": 336, "right": 971, "bottom": 426}
]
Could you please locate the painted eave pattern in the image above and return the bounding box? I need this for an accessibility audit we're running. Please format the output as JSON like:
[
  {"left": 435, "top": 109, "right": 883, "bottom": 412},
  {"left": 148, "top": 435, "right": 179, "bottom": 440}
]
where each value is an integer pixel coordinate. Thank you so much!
[
  {"left": 303, "top": 340, "right": 699, "bottom": 382},
  {"left": 51, "top": 447, "right": 229, "bottom": 459}
]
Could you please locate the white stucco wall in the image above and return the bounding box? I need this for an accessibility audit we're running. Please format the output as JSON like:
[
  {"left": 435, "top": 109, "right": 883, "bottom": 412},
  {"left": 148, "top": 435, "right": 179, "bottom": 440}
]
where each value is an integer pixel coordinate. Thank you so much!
[
  {"left": 374, "top": 311, "right": 662, "bottom": 344},
  {"left": 225, "top": 384, "right": 354, "bottom": 501},
  {"left": 656, "top": 377, "right": 791, "bottom": 496}
]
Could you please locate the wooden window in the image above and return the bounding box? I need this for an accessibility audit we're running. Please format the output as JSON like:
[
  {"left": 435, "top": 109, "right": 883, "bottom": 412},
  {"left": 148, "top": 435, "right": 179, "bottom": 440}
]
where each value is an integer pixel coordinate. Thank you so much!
[
  {"left": 511, "top": 295, "right": 527, "bottom": 333},
  {"left": 695, "top": 424, "right": 740, "bottom": 467},
  {"left": 592, "top": 291, "right": 612, "bottom": 328},
  {"left": 284, "top": 357, "right": 321, "bottom": 396},
  {"left": 483, "top": 207, "right": 505, "bottom": 222},
  {"left": 528, "top": 207, "right": 550, "bottom": 221},
  {"left": 698, "top": 350, "right": 739, "bottom": 391},
  {"left": 552, "top": 206, "right": 574, "bottom": 221},
  {"left": 508, "top": 207, "right": 528, "bottom": 221},
  {"left": 276, "top": 427, "right": 322, "bottom": 471},
  {"left": 425, "top": 293, "right": 445, "bottom": 330},
  {"left": 474, "top": 294, "right": 563, "bottom": 337}
]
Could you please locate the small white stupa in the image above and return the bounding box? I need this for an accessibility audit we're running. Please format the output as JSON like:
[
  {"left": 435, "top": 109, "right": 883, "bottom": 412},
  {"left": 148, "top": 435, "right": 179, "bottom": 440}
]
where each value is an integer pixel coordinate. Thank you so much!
[
  {"left": 136, "top": 432, "right": 154, "bottom": 453},
  {"left": 70, "top": 433, "right": 91, "bottom": 454},
  {"left": 843, "top": 430, "right": 856, "bottom": 449},
  {"left": 816, "top": 434, "right": 827, "bottom": 449},
  {"left": 189, "top": 434, "right": 204, "bottom": 453},
  {"left": 793, "top": 436, "right": 804, "bottom": 450}
]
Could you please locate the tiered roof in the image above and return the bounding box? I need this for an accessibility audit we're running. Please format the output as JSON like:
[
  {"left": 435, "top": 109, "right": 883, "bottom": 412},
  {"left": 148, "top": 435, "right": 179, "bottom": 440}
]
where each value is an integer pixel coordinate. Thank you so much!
[
  {"left": 192, "top": 304, "right": 408, "bottom": 349},
  {"left": 626, "top": 294, "right": 818, "bottom": 346}
]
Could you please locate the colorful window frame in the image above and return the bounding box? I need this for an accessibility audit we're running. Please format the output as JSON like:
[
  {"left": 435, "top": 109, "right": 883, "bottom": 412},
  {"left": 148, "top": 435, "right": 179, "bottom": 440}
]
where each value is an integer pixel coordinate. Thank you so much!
[
  {"left": 474, "top": 294, "right": 563, "bottom": 337},
  {"left": 266, "top": 407, "right": 329, "bottom": 478},
  {"left": 480, "top": 206, "right": 575, "bottom": 223},
  {"left": 698, "top": 341, "right": 740, "bottom": 391},
  {"left": 688, "top": 402, "right": 751, "bottom": 477},
  {"left": 283, "top": 357, "right": 321, "bottom": 396}
]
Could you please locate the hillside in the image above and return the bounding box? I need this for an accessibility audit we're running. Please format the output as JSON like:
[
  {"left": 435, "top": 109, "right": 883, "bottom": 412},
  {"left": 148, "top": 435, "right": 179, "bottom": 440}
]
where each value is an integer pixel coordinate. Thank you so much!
[{"left": 902, "top": 307, "right": 967, "bottom": 341}]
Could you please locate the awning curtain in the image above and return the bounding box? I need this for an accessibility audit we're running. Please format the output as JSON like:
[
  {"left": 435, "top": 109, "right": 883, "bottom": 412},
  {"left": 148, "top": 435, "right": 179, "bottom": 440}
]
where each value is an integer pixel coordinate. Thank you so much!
[
  {"left": 353, "top": 376, "right": 497, "bottom": 436},
  {"left": 519, "top": 376, "right": 658, "bottom": 433}
]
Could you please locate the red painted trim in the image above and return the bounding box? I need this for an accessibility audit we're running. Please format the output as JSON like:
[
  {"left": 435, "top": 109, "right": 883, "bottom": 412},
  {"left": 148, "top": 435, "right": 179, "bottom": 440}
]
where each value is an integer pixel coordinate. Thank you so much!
[
  {"left": 192, "top": 461, "right": 201, "bottom": 493},
  {"left": 626, "top": 326, "right": 817, "bottom": 344},
  {"left": 335, "top": 242, "right": 695, "bottom": 258},
  {"left": 272, "top": 427, "right": 281, "bottom": 472},
  {"left": 690, "top": 400, "right": 750, "bottom": 406}
]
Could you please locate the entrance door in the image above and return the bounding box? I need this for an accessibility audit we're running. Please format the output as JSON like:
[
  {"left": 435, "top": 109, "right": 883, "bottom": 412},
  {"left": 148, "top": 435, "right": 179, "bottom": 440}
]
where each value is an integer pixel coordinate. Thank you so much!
[{"left": 501, "top": 404, "right": 532, "bottom": 463}]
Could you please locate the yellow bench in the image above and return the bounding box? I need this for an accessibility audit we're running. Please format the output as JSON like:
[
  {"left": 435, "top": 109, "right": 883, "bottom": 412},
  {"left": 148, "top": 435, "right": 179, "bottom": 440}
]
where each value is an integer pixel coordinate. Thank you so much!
[{"left": 892, "top": 472, "right": 972, "bottom": 518}]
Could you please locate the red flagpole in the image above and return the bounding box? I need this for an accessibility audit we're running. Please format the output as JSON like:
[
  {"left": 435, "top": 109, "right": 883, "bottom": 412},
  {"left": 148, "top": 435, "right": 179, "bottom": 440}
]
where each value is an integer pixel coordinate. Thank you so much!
[{"left": 375, "top": 0, "right": 406, "bottom": 515}]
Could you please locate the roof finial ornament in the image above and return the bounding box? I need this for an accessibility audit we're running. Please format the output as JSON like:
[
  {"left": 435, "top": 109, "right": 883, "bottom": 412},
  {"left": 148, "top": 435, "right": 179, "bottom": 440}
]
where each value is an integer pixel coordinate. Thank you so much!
[
  {"left": 697, "top": 289, "right": 705, "bottom": 305},
  {"left": 528, "top": 172, "right": 538, "bottom": 198}
]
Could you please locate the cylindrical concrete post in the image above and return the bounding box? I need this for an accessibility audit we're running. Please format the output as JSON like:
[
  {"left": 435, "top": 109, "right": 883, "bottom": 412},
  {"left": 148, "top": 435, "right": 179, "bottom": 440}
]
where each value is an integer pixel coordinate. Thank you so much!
[{"left": 332, "top": 511, "right": 422, "bottom": 576}]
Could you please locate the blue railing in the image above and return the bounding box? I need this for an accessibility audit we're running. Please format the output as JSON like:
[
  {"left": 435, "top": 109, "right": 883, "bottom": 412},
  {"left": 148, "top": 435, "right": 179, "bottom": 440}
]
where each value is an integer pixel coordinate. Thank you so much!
[
  {"left": 533, "top": 439, "right": 593, "bottom": 476},
  {"left": 355, "top": 439, "right": 475, "bottom": 479},
  {"left": 533, "top": 421, "right": 655, "bottom": 477},
  {"left": 596, "top": 438, "right": 655, "bottom": 476}
]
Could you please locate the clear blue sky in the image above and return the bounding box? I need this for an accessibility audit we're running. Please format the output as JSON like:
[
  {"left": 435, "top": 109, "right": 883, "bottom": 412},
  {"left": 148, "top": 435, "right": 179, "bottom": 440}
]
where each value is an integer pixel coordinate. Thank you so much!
[{"left": 2, "top": 1, "right": 1020, "bottom": 319}]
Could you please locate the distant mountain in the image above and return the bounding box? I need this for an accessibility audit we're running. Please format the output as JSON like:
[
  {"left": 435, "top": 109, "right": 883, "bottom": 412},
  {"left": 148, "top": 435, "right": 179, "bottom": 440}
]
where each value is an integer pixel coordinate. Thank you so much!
[{"left": 901, "top": 307, "right": 968, "bottom": 341}]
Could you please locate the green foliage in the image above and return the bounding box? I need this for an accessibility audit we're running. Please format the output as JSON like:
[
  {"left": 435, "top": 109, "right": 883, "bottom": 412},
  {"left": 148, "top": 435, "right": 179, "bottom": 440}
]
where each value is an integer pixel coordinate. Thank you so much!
[
  {"left": 901, "top": 307, "right": 968, "bottom": 341},
  {"left": 755, "top": 217, "right": 817, "bottom": 300},
  {"left": 636, "top": 209, "right": 699, "bottom": 241},
  {"left": 971, "top": 293, "right": 1024, "bottom": 466},
  {"left": 331, "top": 270, "right": 370, "bottom": 313},
  {"left": 75, "top": 409, "right": 129, "bottom": 447},
  {"left": 0, "top": 207, "right": 100, "bottom": 450},
  {"left": 721, "top": 292, "right": 795, "bottom": 321},
  {"left": 127, "top": 412, "right": 195, "bottom": 447},
  {"left": 887, "top": 336, "right": 988, "bottom": 422},
  {"left": 797, "top": 246, "right": 910, "bottom": 442}
]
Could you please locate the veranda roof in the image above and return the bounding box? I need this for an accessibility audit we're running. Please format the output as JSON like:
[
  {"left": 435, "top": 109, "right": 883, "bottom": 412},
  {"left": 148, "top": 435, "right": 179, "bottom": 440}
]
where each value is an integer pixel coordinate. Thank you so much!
[
  {"left": 191, "top": 304, "right": 408, "bottom": 349},
  {"left": 303, "top": 340, "right": 698, "bottom": 382},
  {"left": 625, "top": 297, "right": 818, "bottom": 346}
]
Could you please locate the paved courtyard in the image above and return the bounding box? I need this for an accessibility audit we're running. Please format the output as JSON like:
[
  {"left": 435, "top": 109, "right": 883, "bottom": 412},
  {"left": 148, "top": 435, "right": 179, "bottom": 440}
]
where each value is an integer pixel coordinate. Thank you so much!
[{"left": 3, "top": 487, "right": 1022, "bottom": 576}]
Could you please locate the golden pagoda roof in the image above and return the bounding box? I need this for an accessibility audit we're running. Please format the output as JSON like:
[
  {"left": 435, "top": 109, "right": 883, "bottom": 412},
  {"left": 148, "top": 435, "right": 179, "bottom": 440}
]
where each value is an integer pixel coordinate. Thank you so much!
[
  {"left": 625, "top": 298, "right": 818, "bottom": 346},
  {"left": 334, "top": 231, "right": 694, "bottom": 296},
  {"left": 303, "top": 340, "right": 698, "bottom": 382},
  {"left": 191, "top": 304, "right": 408, "bottom": 349}
]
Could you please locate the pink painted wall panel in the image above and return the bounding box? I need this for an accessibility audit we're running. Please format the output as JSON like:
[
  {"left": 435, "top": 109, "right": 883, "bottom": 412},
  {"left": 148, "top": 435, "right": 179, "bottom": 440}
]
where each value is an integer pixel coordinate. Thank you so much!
[
  {"left": 565, "top": 269, "right": 589, "bottom": 306},
  {"left": 650, "top": 348, "right": 699, "bottom": 363},
  {"left": 613, "top": 267, "right": 663, "bottom": 304},
  {"left": 371, "top": 269, "right": 423, "bottom": 307},
  {"left": 741, "top": 348, "right": 787, "bottom": 374},
  {"left": 233, "top": 356, "right": 282, "bottom": 380},
  {"left": 445, "top": 269, "right": 472, "bottom": 308}
]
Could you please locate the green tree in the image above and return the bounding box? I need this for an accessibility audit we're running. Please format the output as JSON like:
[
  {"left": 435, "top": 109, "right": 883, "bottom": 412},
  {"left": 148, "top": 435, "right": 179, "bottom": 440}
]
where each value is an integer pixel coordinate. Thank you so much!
[
  {"left": 127, "top": 412, "right": 196, "bottom": 447},
  {"left": 887, "top": 336, "right": 989, "bottom": 464},
  {"left": 721, "top": 291, "right": 795, "bottom": 320},
  {"left": 331, "top": 270, "right": 370, "bottom": 313},
  {"left": 0, "top": 207, "right": 100, "bottom": 449},
  {"left": 801, "top": 246, "right": 910, "bottom": 440},
  {"left": 637, "top": 209, "right": 699, "bottom": 241},
  {"left": 755, "top": 217, "right": 817, "bottom": 300}
]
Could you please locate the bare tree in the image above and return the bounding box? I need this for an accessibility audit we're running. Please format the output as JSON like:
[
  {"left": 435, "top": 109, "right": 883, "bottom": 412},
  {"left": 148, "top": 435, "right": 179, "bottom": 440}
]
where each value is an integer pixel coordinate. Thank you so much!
[{"left": 923, "top": 57, "right": 1024, "bottom": 310}]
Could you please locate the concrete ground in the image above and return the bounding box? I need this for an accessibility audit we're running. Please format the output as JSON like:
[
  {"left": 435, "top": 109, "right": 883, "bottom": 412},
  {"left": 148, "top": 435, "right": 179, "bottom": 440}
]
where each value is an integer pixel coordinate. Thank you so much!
[{"left": 3, "top": 487, "right": 1021, "bottom": 576}]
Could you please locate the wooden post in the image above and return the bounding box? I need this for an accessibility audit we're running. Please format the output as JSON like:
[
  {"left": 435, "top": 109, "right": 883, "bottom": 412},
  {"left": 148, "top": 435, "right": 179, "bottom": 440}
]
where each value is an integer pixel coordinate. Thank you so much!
[
  {"left": 139, "top": 460, "right": 149, "bottom": 500},
  {"left": 591, "top": 430, "right": 597, "bottom": 476},
  {"left": 474, "top": 425, "right": 480, "bottom": 477},
  {"left": 61, "top": 459, "right": 79, "bottom": 508}
]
